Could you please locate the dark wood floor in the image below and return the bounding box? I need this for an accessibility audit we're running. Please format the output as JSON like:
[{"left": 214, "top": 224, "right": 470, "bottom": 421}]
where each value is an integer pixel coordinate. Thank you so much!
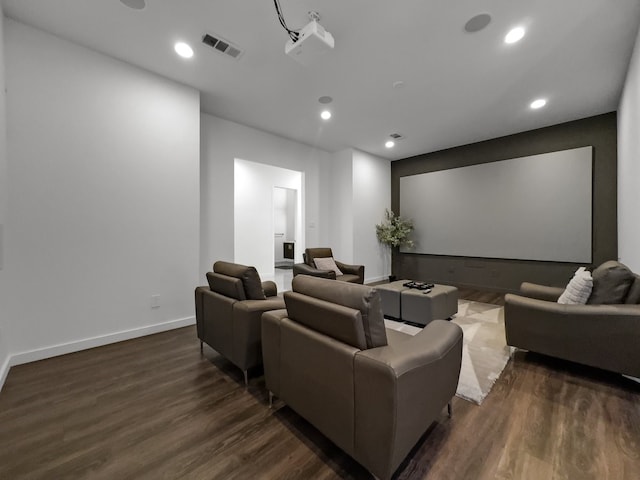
[
  {"left": 455, "top": 286, "right": 505, "bottom": 306},
  {"left": 1, "top": 290, "right": 638, "bottom": 479}
]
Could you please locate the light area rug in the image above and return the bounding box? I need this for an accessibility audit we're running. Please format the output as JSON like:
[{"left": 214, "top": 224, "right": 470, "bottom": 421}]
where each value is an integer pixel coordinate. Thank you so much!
[{"left": 384, "top": 299, "right": 510, "bottom": 405}]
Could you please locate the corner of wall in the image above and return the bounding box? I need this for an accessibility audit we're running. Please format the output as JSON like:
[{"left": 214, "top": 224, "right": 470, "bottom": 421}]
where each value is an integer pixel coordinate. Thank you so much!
[
  {"left": 0, "top": 345, "right": 9, "bottom": 392},
  {"left": 0, "top": 3, "right": 11, "bottom": 393},
  {"left": 617, "top": 21, "right": 640, "bottom": 272},
  {"left": 326, "top": 149, "right": 354, "bottom": 261}
]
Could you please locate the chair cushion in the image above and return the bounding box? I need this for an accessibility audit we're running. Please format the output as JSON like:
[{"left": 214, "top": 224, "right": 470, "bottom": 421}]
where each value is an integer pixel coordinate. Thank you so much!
[
  {"left": 305, "top": 248, "right": 333, "bottom": 266},
  {"left": 213, "top": 261, "right": 266, "bottom": 300},
  {"left": 207, "top": 272, "right": 246, "bottom": 300},
  {"left": 557, "top": 267, "right": 593, "bottom": 305},
  {"left": 587, "top": 260, "right": 635, "bottom": 305},
  {"left": 313, "top": 257, "right": 343, "bottom": 276},
  {"left": 625, "top": 275, "right": 640, "bottom": 304},
  {"left": 292, "top": 275, "right": 388, "bottom": 348},
  {"left": 284, "top": 291, "right": 368, "bottom": 349}
]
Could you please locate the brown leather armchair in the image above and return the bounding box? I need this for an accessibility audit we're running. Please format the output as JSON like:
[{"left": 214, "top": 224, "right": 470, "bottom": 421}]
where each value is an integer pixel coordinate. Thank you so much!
[
  {"left": 505, "top": 269, "right": 640, "bottom": 378},
  {"left": 195, "top": 261, "right": 285, "bottom": 385},
  {"left": 292, "top": 247, "right": 365, "bottom": 283},
  {"left": 261, "top": 275, "right": 463, "bottom": 480}
]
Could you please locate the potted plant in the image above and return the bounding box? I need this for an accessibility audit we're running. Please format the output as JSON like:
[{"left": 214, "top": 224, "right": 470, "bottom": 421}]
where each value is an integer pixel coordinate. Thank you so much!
[{"left": 375, "top": 209, "right": 414, "bottom": 281}]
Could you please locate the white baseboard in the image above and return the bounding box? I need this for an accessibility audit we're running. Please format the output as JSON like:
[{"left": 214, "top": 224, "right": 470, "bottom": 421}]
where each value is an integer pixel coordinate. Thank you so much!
[
  {"left": 9, "top": 316, "right": 195, "bottom": 368},
  {"left": 365, "top": 275, "right": 388, "bottom": 284},
  {"left": 622, "top": 374, "right": 640, "bottom": 384},
  {"left": 0, "top": 354, "right": 10, "bottom": 392}
]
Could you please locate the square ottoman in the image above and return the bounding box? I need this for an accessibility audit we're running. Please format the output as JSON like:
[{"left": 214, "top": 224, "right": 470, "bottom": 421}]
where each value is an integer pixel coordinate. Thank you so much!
[
  {"left": 376, "top": 280, "right": 410, "bottom": 319},
  {"left": 401, "top": 284, "right": 458, "bottom": 326}
]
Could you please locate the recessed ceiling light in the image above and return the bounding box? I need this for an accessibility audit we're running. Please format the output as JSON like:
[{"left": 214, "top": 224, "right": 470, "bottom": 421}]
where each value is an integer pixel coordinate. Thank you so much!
[
  {"left": 120, "top": 0, "right": 146, "bottom": 10},
  {"left": 505, "top": 26, "right": 525, "bottom": 44},
  {"left": 320, "top": 110, "right": 332, "bottom": 120},
  {"left": 530, "top": 98, "right": 547, "bottom": 109},
  {"left": 385, "top": 140, "right": 395, "bottom": 148},
  {"left": 174, "top": 42, "right": 194, "bottom": 59}
]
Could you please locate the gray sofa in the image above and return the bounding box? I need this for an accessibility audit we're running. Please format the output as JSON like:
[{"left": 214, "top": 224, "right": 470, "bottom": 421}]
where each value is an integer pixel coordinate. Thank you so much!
[
  {"left": 505, "top": 261, "right": 640, "bottom": 377},
  {"left": 292, "top": 247, "right": 365, "bottom": 283},
  {"left": 195, "top": 261, "right": 285, "bottom": 385},
  {"left": 261, "top": 275, "right": 463, "bottom": 480}
]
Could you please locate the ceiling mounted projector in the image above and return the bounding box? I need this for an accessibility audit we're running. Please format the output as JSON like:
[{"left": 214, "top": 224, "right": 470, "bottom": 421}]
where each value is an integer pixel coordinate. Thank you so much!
[{"left": 285, "top": 18, "right": 334, "bottom": 65}]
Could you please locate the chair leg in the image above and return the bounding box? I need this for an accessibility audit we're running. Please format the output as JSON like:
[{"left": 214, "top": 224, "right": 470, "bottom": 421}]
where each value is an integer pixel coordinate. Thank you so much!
[
  {"left": 447, "top": 402, "right": 453, "bottom": 418},
  {"left": 269, "top": 391, "right": 274, "bottom": 409},
  {"left": 199, "top": 340, "right": 203, "bottom": 354},
  {"left": 243, "top": 370, "right": 249, "bottom": 387}
]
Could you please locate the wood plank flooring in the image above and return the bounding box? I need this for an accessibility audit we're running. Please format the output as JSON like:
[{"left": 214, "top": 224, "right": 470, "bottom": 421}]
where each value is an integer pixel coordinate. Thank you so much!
[{"left": 0, "top": 290, "right": 638, "bottom": 479}]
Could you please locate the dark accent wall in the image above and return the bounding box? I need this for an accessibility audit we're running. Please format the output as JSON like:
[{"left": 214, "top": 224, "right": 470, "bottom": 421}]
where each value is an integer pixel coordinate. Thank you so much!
[{"left": 391, "top": 112, "right": 617, "bottom": 293}]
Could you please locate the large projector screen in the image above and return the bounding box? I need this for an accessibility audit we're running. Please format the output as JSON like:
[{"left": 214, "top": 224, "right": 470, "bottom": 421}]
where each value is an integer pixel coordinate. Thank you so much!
[{"left": 399, "top": 146, "right": 593, "bottom": 262}]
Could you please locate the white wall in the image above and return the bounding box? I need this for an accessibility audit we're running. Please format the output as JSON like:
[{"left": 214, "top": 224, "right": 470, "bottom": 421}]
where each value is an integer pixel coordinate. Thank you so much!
[
  {"left": 327, "top": 149, "right": 391, "bottom": 282},
  {"left": 618, "top": 25, "right": 640, "bottom": 272},
  {"left": 328, "top": 149, "right": 354, "bottom": 262},
  {"left": 200, "top": 118, "right": 391, "bottom": 285},
  {"left": 0, "top": 19, "right": 200, "bottom": 366},
  {"left": 352, "top": 149, "right": 391, "bottom": 282},
  {"left": 0, "top": 6, "right": 10, "bottom": 388},
  {"left": 234, "top": 159, "right": 302, "bottom": 275},
  {"left": 200, "top": 113, "right": 332, "bottom": 279}
]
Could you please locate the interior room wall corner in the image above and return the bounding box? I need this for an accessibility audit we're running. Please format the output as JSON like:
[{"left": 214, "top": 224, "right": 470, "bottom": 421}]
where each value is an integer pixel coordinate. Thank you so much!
[
  {"left": 326, "top": 149, "right": 354, "bottom": 263},
  {"left": 0, "top": 7, "right": 12, "bottom": 392},
  {"left": 351, "top": 149, "right": 391, "bottom": 283},
  {"left": 618, "top": 22, "right": 640, "bottom": 272},
  {"left": 324, "top": 148, "right": 391, "bottom": 282}
]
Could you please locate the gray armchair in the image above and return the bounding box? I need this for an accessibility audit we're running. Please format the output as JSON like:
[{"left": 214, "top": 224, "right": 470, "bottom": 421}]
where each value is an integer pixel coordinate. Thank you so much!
[
  {"left": 293, "top": 247, "right": 365, "bottom": 283},
  {"left": 195, "top": 261, "right": 285, "bottom": 385},
  {"left": 505, "top": 261, "right": 640, "bottom": 377},
  {"left": 261, "top": 275, "right": 463, "bottom": 480}
]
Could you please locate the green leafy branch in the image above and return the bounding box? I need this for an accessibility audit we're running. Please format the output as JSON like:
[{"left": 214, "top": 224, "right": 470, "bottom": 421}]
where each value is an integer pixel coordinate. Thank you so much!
[{"left": 375, "top": 209, "right": 415, "bottom": 248}]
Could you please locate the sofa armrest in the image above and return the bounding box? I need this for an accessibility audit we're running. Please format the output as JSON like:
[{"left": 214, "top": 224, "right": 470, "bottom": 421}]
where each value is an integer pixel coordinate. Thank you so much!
[
  {"left": 520, "top": 282, "right": 564, "bottom": 301},
  {"left": 292, "top": 263, "right": 337, "bottom": 280},
  {"left": 335, "top": 261, "right": 365, "bottom": 282},
  {"left": 261, "top": 309, "right": 289, "bottom": 396},
  {"left": 194, "top": 286, "right": 209, "bottom": 340},
  {"left": 231, "top": 297, "right": 286, "bottom": 370},
  {"left": 353, "top": 320, "right": 463, "bottom": 480},
  {"left": 506, "top": 294, "right": 640, "bottom": 323},
  {"left": 262, "top": 280, "right": 278, "bottom": 297},
  {"left": 357, "top": 320, "right": 462, "bottom": 374},
  {"left": 505, "top": 294, "right": 640, "bottom": 376}
]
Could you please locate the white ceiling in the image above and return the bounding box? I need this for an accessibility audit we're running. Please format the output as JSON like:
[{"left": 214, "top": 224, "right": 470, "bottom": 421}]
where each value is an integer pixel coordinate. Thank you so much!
[{"left": 3, "top": 0, "right": 640, "bottom": 160}]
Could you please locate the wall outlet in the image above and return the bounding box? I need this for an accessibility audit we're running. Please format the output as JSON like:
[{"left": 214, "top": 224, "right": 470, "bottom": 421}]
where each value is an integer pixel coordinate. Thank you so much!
[{"left": 151, "top": 294, "right": 160, "bottom": 308}]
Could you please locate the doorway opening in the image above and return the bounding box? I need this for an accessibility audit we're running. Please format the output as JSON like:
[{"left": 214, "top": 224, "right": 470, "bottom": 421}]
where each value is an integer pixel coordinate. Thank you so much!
[
  {"left": 233, "top": 158, "right": 303, "bottom": 291},
  {"left": 273, "top": 186, "right": 297, "bottom": 270}
]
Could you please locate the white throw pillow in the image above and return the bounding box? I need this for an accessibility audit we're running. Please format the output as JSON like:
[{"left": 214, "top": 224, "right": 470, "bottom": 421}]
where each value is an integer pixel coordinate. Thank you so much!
[
  {"left": 557, "top": 267, "right": 593, "bottom": 304},
  {"left": 313, "top": 257, "right": 343, "bottom": 276}
]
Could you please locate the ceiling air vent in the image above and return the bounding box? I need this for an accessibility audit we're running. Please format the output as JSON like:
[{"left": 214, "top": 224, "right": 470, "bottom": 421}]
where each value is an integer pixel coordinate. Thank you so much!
[
  {"left": 202, "top": 33, "right": 243, "bottom": 59},
  {"left": 389, "top": 133, "right": 404, "bottom": 140}
]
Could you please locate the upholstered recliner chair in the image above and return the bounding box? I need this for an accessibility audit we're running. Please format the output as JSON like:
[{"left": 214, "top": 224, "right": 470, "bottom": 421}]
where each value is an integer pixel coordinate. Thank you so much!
[
  {"left": 292, "top": 247, "right": 365, "bottom": 283},
  {"left": 262, "top": 275, "right": 463, "bottom": 480},
  {"left": 195, "top": 261, "right": 285, "bottom": 385},
  {"left": 505, "top": 260, "right": 640, "bottom": 377}
]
